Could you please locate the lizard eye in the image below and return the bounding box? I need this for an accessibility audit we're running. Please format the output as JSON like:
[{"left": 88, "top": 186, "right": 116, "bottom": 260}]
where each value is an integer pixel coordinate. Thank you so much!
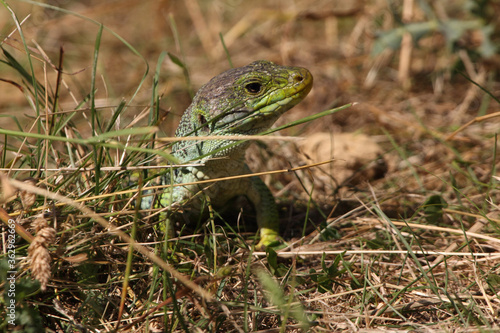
[{"left": 245, "top": 82, "right": 263, "bottom": 94}]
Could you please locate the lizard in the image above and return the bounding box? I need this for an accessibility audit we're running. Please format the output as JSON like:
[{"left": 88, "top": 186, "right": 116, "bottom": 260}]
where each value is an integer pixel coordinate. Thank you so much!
[{"left": 142, "top": 60, "right": 313, "bottom": 248}]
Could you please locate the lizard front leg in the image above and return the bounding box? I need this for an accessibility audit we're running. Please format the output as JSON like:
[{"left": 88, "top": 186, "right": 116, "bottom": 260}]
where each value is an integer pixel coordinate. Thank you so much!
[{"left": 245, "top": 174, "right": 281, "bottom": 249}]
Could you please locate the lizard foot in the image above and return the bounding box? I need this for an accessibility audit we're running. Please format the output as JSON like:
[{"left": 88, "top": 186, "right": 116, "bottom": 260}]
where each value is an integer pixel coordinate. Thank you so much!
[{"left": 255, "top": 229, "right": 281, "bottom": 250}]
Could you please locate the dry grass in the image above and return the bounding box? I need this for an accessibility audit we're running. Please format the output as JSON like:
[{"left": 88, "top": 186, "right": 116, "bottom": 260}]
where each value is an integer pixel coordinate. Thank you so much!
[{"left": 0, "top": 0, "right": 499, "bottom": 332}]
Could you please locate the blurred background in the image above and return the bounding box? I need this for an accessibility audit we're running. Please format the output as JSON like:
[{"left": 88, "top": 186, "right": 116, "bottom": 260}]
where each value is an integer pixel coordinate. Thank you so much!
[{"left": 2, "top": 0, "right": 498, "bottom": 134}]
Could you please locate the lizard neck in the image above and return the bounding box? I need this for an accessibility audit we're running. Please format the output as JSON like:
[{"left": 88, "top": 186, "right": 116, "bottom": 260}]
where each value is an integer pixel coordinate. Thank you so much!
[{"left": 172, "top": 138, "right": 249, "bottom": 164}]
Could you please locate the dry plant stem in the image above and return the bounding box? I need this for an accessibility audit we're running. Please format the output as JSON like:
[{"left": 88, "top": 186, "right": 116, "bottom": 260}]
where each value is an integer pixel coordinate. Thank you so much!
[
  {"left": 220, "top": 304, "right": 245, "bottom": 333},
  {"left": 120, "top": 276, "right": 210, "bottom": 331},
  {"left": 398, "top": 32, "right": 412, "bottom": 89},
  {"left": 473, "top": 263, "right": 495, "bottom": 315},
  {"left": 452, "top": 52, "right": 486, "bottom": 124},
  {"left": 158, "top": 134, "right": 303, "bottom": 142},
  {"left": 7, "top": 159, "right": 335, "bottom": 218},
  {"left": 1, "top": 14, "right": 30, "bottom": 45},
  {"left": 364, "top": 49, "right": 392, "bottom": 88},
  {"left": 52, "top": 298, "right": 86, "bottom": 330},
  {"left": 0, "top": 206, "right": 34, "bottom": 243},
  {"left": 430, "top": 218, "right": 487, "bottom": 267},
  {"left": 365, "top": 102, "right": 443, "bottom": 139},
  {"left": 254, "top": 212, "right": 500, "bottom": 258},
  {"left": 184, "top": 0, "right": 215, "bottom": 59},
  {"left": 252, "top": 249, "right": 500, "bottom": 258},
  {"left": 398, "top": 0, "right": 414, "bottom": 89},
  {"left": 0, "top": 164, "right": 201, "bottom": 172},
  {"left": 445, "top": 112, "right": 500, "bottom": 141},
  {"left": 375, "top": 218, "right": 500, "bottom": 245},
  {"left": 345, "top": 9, "right": 368, "bottom": 58},
  {"left": 6, "top": 177, "right": 212, "bottom": 300},
  {"left": 443, "top": 208, "right": 500, "bottom": 224},
  {"left": 307, "top": 205, "right": 366, "bottom": 244}
]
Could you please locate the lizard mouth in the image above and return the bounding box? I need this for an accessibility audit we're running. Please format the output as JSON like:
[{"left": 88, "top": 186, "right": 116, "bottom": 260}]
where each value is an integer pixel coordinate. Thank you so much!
[
  {"left": 226, "top": 67, "right": 313, "bottom": 133},
  {"left": 255, "top": 67, "right": 313, "bottom": 116}
]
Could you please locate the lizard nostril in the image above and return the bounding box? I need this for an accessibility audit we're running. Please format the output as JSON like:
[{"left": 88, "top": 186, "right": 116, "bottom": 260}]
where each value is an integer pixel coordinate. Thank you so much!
[{"left": 293, "top": 74, "right": 304, "bottom": 83}]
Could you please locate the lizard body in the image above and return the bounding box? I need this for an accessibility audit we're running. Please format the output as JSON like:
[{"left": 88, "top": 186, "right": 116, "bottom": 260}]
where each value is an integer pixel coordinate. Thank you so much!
[{"left": 144, "top": 60, "right": 313, "bottom": 248}]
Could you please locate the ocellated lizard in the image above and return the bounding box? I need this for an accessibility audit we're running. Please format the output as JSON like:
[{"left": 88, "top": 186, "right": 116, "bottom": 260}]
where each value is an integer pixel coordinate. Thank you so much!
[{"left": 143, "top": 60, "right": 313, "bottom": 248}]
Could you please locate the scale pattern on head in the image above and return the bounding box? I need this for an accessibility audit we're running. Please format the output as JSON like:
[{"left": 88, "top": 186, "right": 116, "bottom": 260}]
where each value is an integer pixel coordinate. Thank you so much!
[{"left": 173, "top": 60, "right": 313, "bottom": 162}]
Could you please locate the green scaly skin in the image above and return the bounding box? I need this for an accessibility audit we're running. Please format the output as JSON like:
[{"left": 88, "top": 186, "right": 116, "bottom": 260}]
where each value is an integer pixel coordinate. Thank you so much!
[{"left": 144, "top": 60, "right": 313, "bottom": 248}]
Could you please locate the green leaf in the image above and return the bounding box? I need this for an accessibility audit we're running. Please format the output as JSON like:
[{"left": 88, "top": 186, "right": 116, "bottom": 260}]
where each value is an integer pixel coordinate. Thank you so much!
[
  {"left": 478, "top": 25, "right": 497, "bottom": 57},
  {"left": 372, "top": 21, "right": 437, "bottom": 56},
  {"left": 486, "top": 274, "right": 500, "bottom": 290},
  {"left": 256, "top": 269, "right": 311, "bottom": 330},
  {"left": 440, "top": 19, "right": 482, "bottom": 49},
  {"left": 423, "top": 195, "right": 448, "bottom": 224},
  {"left": 266, "top": 247, "right": 278, "bottom": 275},
  {"left": 167, "top": 52, "right": 185, "bottom": 69}
]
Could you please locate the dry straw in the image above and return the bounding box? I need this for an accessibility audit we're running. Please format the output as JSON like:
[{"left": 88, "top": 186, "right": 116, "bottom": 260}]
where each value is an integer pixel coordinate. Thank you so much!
[{"left": 28, "top": 215, "right": 56, "bottom": 291}]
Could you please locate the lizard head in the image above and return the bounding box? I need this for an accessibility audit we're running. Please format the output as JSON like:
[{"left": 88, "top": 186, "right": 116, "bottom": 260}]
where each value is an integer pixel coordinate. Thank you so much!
[
  {"left": 190, "top": 60, "right": 313, "bottom": 135},
  {"left": 174, "top": 60, "right": 313, "bottom": 160}
]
